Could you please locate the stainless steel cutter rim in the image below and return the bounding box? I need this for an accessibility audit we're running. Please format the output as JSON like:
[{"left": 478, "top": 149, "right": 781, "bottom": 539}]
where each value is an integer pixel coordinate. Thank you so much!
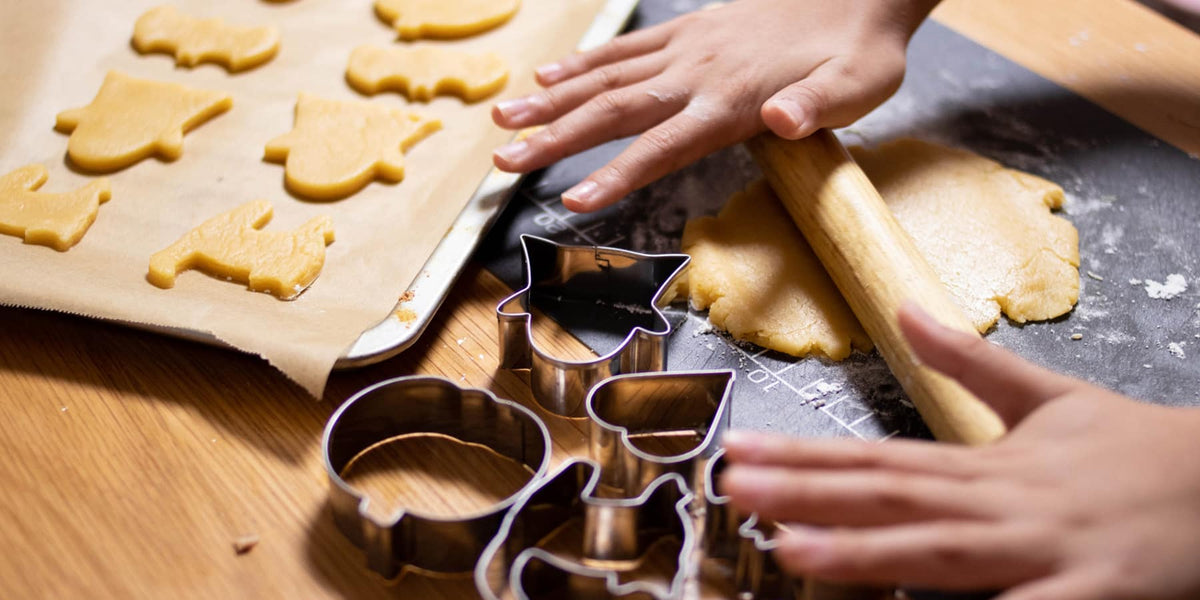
[
  {"left": 585, "top": 369, "right": 736, "bottom": 465},
  {"left": 496, "top": 234, "right": 691, "bottom": 367},
  {"left": 321, "top": 375, "right": 553, "bottom": 524},
  {"left": 474, "top": 459, "right": 697, "bottom": 600}
]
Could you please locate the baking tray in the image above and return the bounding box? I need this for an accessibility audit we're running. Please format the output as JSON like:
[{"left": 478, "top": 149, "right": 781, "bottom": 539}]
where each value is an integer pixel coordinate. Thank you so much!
[{"left": 126, "top": 0, "right": 641, "bottom": 369}]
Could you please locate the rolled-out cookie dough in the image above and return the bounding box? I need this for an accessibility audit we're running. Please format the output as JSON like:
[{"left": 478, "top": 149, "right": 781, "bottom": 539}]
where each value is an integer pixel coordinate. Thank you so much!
[
  {"left": 682, "top": 139, "right": 1080, "bottom": 358},
  {"left": 374, "top": 0, "right": 520, "bottom": 40},
  {"left": 682, "top": 180, "right": 872, "bottom": 360},
  {"left": 346, "top": 45, "right": 509, "bottom": 102}
]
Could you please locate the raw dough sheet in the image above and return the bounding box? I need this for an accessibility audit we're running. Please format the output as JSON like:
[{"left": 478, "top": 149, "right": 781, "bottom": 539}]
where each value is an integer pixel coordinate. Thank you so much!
[{"left": 0, "top": 0, "right": 605, "bottom": 395}]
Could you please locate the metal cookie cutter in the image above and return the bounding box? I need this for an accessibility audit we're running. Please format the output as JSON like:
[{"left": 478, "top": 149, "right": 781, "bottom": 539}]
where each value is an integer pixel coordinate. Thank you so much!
[
  {"left": 703, "top": 449, "right": 800, "bottom": 599},
  {"left": 587, "top": 370, "right": 735, "bottom": 496},
  {"left": 474, "top": 460, "right": 695, "bottom": 600},
  {"left": 497, "top": 234, "right": 690, "bottom": 417},
  {"left": 322, "top": 376, "right": 552, "bottom": 578}
]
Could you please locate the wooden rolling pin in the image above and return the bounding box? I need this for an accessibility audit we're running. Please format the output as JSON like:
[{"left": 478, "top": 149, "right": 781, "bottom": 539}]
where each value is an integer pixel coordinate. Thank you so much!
[{"left": 746, "top": 130, "right": 1006, "bottom": 445}]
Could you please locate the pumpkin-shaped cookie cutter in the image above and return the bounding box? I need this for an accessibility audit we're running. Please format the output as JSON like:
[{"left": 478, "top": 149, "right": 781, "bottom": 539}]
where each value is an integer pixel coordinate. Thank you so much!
[
  {"left": 497, "top": 235, "right": 690, "bottom": 417},
  {"left": 321, "top": 376, "right": 551, "bottom": 578}
]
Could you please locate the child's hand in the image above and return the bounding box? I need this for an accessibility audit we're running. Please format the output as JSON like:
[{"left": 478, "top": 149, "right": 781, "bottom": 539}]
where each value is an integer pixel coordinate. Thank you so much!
[
  {"left": 721, "top": 305, "right": 1200, "bottom": 599},
  {"left": 492, "top": 0, "right": 938, "bottom": 212}
]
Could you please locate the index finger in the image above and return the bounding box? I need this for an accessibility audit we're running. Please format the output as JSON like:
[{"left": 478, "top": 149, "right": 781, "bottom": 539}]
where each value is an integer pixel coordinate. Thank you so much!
[{"left": 535, "top": 23, "right": 672, "bottom": 85}]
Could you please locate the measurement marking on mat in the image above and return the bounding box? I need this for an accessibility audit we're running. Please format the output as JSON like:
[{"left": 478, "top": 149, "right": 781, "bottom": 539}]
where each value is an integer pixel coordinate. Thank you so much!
[{"left": 528, "top": 196, "right": 600, "bottom": 245}]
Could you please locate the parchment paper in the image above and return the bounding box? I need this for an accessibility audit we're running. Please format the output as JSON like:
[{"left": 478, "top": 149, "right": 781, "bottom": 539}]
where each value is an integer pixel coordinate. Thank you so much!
[{"left": 0, "top": 0, "right": 606, "bottom": 396}]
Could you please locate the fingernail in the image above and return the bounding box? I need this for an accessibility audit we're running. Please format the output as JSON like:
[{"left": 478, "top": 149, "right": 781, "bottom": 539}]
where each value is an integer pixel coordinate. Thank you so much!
[
  {"left": 535, "top": 62, "right": 565, "bottom": 83},
  {"left": 775, "top": 527, "right": 833, "bottom": 567},
  {"left": 766, "top": 98, "right": 808, "bottom": 137},
  {"left": 493, "top": 140, "right": 530, "bottom": 165},
  {"left": 722, "top": 430, "right": 755, "bottom": 450},
  {"left": 562, "top": 180, "right": 599, "bottom": 207},
  {"left": 495, "top": 97, "right": 533, "bottom": 122},
  {"left": 721, "top": 465, "right": 772, "bottom": 497}
]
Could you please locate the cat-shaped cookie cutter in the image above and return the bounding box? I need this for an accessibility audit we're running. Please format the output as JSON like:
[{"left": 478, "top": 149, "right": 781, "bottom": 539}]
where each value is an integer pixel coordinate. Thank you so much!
[
  {"left": 703, "top": 449, "right": 800, "bottom": 598},
  {"left": 474, "top": 460, "right": 696, "bottom": 600},
  {"left": 497, "top": 234, "right": 690, "bottom": 417}
]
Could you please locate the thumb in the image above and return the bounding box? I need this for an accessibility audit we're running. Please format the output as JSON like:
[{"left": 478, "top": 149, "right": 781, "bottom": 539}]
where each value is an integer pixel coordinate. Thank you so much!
[
  {"left": 898, "top": 303, "right": 1078, "bottom": 427},
  {"left": 760, "top": 56, "right": 903, "bottom": 140}
]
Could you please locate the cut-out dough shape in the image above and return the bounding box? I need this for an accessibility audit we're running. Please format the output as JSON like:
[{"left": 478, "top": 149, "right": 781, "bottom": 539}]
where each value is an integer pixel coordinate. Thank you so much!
[
  {"left": 132, "top": 5, "right": 281, "bottom": 72},
  {"left": 682, "top": 180, "right": 872, "bottom": 360},
  {"left": 682, "top": 139, "right": 1079, "bottom": 359},
  {"left": 0, "top": 164, "right": 112, "bottom": 251},
  {"left": 148, "top": 200, "right": 334, "bottom": 300},
  {"left": 346, "top": 45, "right": 509, "bottom": 102},
  {"left": 264, "top": 93, "right": 441, "bottom": 200},
  {"left": 374, "top": 0, "right": 520, "bottom": 40},
  {"left": 55, "top": 71, "right": 233, "bottom": 172}
]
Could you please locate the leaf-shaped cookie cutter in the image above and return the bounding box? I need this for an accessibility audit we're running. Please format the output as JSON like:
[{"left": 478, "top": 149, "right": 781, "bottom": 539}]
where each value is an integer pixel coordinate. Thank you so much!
[
  {"left": 321, "top": 376, "right": 552, "bottom": 578},
  {"left": 497, "top": 235, "right": 690, "bottom": 417},
  {"left": 586, "top": 370, "right": 735, "bottom": 496}
]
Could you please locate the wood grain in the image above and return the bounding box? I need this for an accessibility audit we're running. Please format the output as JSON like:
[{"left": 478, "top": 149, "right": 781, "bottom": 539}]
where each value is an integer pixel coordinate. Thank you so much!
[
  {"left": 935, "top": 0, "right": 1200, "bottom": 158},
  {"left": 2, "top": 0, "right": 1199, "bottom": 598}
]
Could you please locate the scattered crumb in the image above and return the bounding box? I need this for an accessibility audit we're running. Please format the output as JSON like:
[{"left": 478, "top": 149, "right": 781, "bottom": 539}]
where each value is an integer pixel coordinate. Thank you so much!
[
  {"left": 59, "top": 406, "right": 68, "bottom": 413},
  {"left": 1070, "top": 333, "right": 1083, "bottom": 340},
  {"left": 398, "top": 290, "right": 415, "bottom": 303},
  {"left": 1129, "top": 278, "right": 1143, "bottom": 285},
  {"left": 394, "top": 307, "right": 417, "bottom": 324},
  {"left": 456, "top": 337, "right": 466, "bottom": 345},
  {"left": 1143, "top": 274, "right": 1188, "bottom": 300},
  {"left": 233, "top": 534, "right": 259, "bottom": 555},
  {"left": 814, "top": 381, "right": 844, "bottom": 396},
  {"left": 1143, "top": 364, "right": 1153, "bottom": 368},
  {"left": 478, "top": 354, "right": 485, "bottom": 360},
  {"left": 1168, "top": 342, "right": 1187, "bottom": 359},
  {"left": 1086, "top": 271, "right": 1104, "bottom": 281}
]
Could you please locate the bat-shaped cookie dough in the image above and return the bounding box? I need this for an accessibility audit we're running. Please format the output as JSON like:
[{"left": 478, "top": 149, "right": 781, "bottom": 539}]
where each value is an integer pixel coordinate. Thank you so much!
[
  {"left": 132, "top": 5, "right": 280, "bottom": 72},
  {"left": 347, "top": 45, "right": 509, "bottom": 102}
]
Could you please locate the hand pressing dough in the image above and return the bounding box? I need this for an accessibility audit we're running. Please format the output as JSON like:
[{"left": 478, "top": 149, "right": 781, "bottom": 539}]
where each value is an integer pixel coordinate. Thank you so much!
[
  {"left": 374, "top": 0, "right": 520, "bottom": 40},
  {"left": 264, "top": 93, "right": 441, "bottom": 200},
  {"left": 682, "top": 180, "right": 873, "bottom": 360},
  {"left": 148, "top": 200, "right": 334, "bottom": 300},
  {"left": 683, "top": 139, "right": 1079, "bottom": 358},
  {"left": 132, "top": 5, "right": 281, "bottom": 72},
  {"left": 0, "top": 164, "right": 111, "bottom": 251},
  {"left": 346, "top": 45, "right": 509, "bottom": 102},
  {"left": 55, "top": 71, "right": 233, "bottom": 172},
  {"left": 850, "top": 139, "right": 1079, "bottom": 329}
]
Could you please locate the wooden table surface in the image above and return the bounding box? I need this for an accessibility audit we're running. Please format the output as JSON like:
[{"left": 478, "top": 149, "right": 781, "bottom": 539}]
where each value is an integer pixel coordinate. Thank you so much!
[{"left": 2, "top": 1, "right": 1198, "bottom": 598}]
